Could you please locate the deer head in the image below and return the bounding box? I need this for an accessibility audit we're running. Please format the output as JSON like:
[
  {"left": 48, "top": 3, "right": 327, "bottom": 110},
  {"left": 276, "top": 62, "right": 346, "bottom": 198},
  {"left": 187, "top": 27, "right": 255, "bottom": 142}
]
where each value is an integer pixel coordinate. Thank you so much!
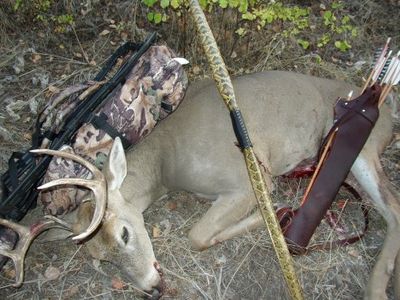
[
  {"left": 71, "top": 138, "right": 163, "bottom": 296},
  {"left": 1, "top": 138, "right": 162, "bottom": 297},
  {"left": 0, "top": 141, "right": 110, "bottom": 287}
]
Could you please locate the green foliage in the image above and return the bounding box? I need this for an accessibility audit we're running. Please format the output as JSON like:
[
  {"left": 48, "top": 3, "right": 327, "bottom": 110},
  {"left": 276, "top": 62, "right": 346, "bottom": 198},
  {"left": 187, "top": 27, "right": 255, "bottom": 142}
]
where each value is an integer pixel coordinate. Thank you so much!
[
  {"left": 235, "top": 27, "right": 246, "bottom": 36},
  {"left": 334, "top": 40, "right": 351, "bottom": 52},
  {"left": 320, "top": 1, "right": 356, "bottom": 52},
  {"left": 247, "top": 2, "right": 309, "bottom": 32},
  {"left": 11, "top": 0, "right": 75, "bottom": 33},
  {"left": 53, "top": 14, "right": 75, "bottom": 33},
  {"left": 143, "top": 0, "right": 158, "bottom": 7},
  {"left": 147, "top": 12, "right": 165, "bottom": 24},
  {"left": 297, "top": 39, "right": 310, "bottom": 50},
  {"left": 13, "top": 0, "right": 24, "bottom": 11},
  {"left": 141, "top": 0, "right": 358, "bottom": 55}
]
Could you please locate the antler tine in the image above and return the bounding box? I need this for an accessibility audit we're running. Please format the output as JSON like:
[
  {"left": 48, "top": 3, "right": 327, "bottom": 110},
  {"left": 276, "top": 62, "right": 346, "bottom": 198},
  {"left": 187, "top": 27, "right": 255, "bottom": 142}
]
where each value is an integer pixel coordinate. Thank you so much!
[
  {"left": 71, "top": 178, "right": 105, "bottom": 241},
  {"left": 31, "top": 149, "right": 107, "bottom": 242},
  {"left": 38, "top": 178, "right": 101, "bottom": 190},
  {"left": 38, "top": 178, "right": 106, "bottom": 241},
  {"left": 0, "top": 217, "right": 71, "bottom": 287}
]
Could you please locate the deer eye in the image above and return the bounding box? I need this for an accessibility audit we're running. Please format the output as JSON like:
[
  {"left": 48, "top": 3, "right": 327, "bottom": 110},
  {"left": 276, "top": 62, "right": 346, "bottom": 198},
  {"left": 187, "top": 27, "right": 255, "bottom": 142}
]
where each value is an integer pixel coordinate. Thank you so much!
[{"left": 121, "top": 226, "right": 129, "bottom": 245}]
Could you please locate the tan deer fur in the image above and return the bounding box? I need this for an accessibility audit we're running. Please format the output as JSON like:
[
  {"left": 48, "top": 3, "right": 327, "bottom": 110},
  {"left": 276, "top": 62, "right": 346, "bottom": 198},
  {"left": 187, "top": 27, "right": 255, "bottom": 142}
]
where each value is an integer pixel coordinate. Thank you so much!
[{"left": 69, "top": 71, "right": 398, "bottom": 298}]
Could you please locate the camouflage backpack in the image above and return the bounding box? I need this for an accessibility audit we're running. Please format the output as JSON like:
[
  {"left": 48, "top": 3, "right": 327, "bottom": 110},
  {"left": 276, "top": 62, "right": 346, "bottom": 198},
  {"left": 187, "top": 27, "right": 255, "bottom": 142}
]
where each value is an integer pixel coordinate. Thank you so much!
[{"left": 38, "top": 44, "right": 188, "bottom": 216}]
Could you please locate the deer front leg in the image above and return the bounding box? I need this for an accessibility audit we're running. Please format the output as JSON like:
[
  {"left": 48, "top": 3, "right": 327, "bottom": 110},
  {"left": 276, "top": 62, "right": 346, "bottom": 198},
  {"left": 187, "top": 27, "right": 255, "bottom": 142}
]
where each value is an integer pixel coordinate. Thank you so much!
[
  {"left": 211, "top": 210, "right": 265, "bottom": 243},
  {"left": 351, "top": 154, "right": 400, "bottom": 300},
  {"left": 188, "top": 190, "right": 256, "bottom": 250}
]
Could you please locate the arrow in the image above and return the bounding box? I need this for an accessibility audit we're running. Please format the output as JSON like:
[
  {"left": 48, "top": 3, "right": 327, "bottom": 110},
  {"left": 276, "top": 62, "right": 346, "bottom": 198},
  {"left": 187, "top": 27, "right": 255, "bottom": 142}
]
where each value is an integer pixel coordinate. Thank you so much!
[{"left": 362, "top": 37, "right": 391, "bottom": 92}]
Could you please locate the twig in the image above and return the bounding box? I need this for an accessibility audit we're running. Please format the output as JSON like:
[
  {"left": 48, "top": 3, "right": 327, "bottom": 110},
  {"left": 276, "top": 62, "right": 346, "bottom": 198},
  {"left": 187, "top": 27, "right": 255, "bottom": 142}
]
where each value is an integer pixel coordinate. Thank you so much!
[{"left": 72, "top": 25, "right": 90, "bottom": 64}]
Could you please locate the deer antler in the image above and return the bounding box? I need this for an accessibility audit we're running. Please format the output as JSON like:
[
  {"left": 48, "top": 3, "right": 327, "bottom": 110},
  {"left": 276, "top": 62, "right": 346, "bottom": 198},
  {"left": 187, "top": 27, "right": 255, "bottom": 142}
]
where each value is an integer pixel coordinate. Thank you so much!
[
  {"left": 30, "top": 149, "right": 107, "bottom": 242},
  {"left": 0, "top": 216, "right": 71, "bottom": 287}
]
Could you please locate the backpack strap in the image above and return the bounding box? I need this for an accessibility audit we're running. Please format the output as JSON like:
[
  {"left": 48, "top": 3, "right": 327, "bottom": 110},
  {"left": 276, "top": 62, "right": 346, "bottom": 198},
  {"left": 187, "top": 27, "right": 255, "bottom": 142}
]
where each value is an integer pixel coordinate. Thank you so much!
[{"left": 89, "top": 112, "right": 132, "bottom": 149}]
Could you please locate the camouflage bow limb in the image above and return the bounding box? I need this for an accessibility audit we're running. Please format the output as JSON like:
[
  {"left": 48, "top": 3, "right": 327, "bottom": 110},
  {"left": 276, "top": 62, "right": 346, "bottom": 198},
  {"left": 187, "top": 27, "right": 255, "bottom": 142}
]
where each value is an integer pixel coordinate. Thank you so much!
[{"left": 188, "top": 1, "right": 303, "bottom": 299}]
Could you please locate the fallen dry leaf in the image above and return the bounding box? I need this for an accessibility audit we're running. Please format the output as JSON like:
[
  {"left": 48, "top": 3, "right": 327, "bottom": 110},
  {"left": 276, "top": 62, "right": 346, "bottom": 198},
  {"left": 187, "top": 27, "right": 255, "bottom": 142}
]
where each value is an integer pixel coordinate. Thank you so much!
[
  {"left": 31, "top": 53, "right": 42, "bottom": 64},
  {"left": 65, "top": 285, "right": 79, "bottom": 297},
  {"left": 166, "top": 201, "right": 177, "bottom": 211},
  {"left": 3, "top": 266, "right": 16, "bottom": 279},
  {"left": 193, "top": 66, "right": 201, "bottom": 75},
  {"left": 48, "top": 85, "right": 60, "bottom": 94},
  {"left": 99, "top": 29, "right": 110, "bottom": 36},
  {"left": 152, "top": 226, "right": 161, "bottom": 238},
  {"left": 111, "top": 277, "right": 127, "bottom": 290},
  {"left": 44, "top": 265, "right": 61, "bottom": 281},
  {"left": 120, "top": 32, "right": 128, "bottom": 41},
  {"left": 348, "top": 249, "right": 360, "bottom": 258},
  {"left": 337, "top": 199, "right": 349, "bottom": 209}
]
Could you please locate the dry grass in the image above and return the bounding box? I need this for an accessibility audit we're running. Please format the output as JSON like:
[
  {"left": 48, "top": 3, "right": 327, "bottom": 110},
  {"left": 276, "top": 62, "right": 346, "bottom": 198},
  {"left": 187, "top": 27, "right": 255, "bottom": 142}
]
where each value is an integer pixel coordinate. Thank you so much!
[
  {"left": 0, "top": 180, "right": 392, "bottom": 299},
  {"left": 0, "top": 0, "right": 399, "bottom": 299}
]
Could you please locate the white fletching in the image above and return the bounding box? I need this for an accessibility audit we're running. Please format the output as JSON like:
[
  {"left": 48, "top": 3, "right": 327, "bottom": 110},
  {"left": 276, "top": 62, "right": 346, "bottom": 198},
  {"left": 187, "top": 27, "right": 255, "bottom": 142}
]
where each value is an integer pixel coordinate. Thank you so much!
[
  {"left": 373, "top": 50, "right": 392, "bottom": 82},
  {"left": 382, "top": 56, "right": 397, "bottom": 84},
  {"left": 393, "top": 60, "right": 400, "bottom": 85}
]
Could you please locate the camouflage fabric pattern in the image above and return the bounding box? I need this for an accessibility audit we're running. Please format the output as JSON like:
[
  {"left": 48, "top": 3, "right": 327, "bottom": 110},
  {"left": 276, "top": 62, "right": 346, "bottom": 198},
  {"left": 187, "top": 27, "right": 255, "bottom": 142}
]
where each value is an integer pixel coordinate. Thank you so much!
[
  {"left": 40, "top": 145, "right": 93, "bottom": 216},
  {"left": 39, "top": 45, "right": 188, "bottom": 215}
]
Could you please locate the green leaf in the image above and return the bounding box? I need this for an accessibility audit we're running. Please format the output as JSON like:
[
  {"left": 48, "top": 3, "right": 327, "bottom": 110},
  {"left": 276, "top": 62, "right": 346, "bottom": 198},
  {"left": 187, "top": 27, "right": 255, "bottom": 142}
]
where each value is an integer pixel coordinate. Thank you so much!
[
  {"left": 297, "top": 39, "right": 310, "bottom": 49},
  {"left": 142, "top": 0, "right": 158, "bottom": 8},
  {"left": 171, "top": 0, "right": 180, "bottom": 9},
  {"left": 238, "top": 0, "right": 248, "bottom": 13},
  {"left": 323, "top": 11, "right": 333, "bottom": 25},
  {"left": 334, "top": 40, "right": 351, "bottom": 52},
  {"left": 219, "top": 0, "right": 228, "bottom": 8},
  {"left": 341, "top": 15, "right": 350, "bottom": 24},
  {"left": 199, "top": 0, "right": 207, "bottom": 8},
  {"left": 235, "top": 27, "right": 246, "bottom": 36},
  {"left": 332, "top": 1, "right": 344, "bottom": 10},
  {"left": 160, "top": 0, "right": 170, "bottom": 9},
  {"left": 228, "top": 0, "right": 240, "bottom": 8},
  {"left": 154, "top": 12, "right": 162, "bottom": 24},
  {"left": 14, "top": 0, "right": 23, "bottom": 11},
  {"left": 147, "top": 12, "right": 154, "bottom": 21},
  {"left": 317, "top": 33, "right": 330, "bottom": 47},
  {"left": 242, "top": 11, "right": 255, "bottom": 20}
]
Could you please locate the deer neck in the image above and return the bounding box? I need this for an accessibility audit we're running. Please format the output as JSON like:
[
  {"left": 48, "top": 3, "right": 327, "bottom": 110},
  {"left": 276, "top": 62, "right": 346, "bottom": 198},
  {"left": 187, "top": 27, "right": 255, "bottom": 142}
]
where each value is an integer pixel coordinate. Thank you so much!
[{"left": 121, "top": 136, "right": 167, "bottom": 212}]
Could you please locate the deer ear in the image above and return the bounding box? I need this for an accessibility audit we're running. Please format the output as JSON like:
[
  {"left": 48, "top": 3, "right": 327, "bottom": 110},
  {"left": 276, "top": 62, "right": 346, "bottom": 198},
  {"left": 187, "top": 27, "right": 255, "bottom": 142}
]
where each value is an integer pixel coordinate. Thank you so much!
[{"left": 105, "top": 137, "right": 127, "bottom": 190}]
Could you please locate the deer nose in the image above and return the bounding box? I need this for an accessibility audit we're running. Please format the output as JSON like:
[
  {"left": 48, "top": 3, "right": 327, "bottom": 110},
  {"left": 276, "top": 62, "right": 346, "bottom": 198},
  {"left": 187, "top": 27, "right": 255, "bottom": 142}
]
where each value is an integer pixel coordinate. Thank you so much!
[
  {"left": 146, "top": 262, "right": 164, "bottom": 299},
  {"left": 145, "top": 282, "right": 163, "bottom": 300},
  {"left": 149, "top": 286, "right": 161, "bottom": 300}
]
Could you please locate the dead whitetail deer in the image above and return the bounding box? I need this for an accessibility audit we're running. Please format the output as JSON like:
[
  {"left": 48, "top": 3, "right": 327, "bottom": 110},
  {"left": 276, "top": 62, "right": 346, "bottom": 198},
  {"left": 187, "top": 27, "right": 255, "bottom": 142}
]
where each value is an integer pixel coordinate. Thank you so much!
[{"left": 1, "top": 71, "right": 398, "bottom": 299}]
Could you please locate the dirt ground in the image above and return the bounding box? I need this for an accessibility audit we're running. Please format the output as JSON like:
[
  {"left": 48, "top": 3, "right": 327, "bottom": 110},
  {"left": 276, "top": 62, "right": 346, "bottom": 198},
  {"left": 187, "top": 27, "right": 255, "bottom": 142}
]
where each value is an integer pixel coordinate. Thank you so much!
[{"left": 0, "top": 1, "right": 399, "bottom": 299}]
